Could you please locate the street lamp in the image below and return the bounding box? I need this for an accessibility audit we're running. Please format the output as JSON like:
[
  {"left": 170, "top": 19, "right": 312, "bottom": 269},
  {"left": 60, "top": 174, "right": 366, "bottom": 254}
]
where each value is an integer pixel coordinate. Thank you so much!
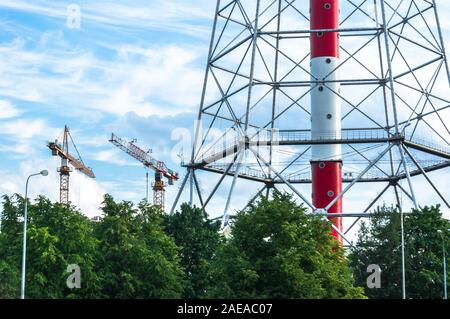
[
  {"left": 400, "top": 209, "right": 406, "bottom": 299},
  {"left": 20, "top": 170, "right": 48, "bottom": 300},
  {"left": 437, "top": 229, "right": 448, "bottom": 300}
]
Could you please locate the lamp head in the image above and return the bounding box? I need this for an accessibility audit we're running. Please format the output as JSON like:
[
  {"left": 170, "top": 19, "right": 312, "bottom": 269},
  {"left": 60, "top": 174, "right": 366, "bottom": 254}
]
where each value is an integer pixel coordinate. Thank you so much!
[{"left": 40, "top": 170, "right": 48, "bottom": 176}]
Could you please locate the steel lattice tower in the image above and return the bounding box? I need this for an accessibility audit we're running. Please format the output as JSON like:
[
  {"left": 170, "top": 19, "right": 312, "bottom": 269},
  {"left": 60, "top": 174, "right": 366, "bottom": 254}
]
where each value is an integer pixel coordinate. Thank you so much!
[{"left": 173, "top": 0, "right": 450, "bottom": 245}]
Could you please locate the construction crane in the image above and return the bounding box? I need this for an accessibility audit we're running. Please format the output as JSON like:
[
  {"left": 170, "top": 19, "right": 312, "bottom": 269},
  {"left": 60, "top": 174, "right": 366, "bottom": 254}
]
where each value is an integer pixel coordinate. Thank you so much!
[
  {"left": 109, "top": 133, "right": 179, "bottom": 210},
  {"left": 48, "top": 125, "right": 95, "bottom": 205}
]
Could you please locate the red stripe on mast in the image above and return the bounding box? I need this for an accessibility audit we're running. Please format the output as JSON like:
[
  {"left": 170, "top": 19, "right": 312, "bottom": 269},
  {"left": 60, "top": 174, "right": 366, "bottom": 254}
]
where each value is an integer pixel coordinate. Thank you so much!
[
  {"left": 310, "top": 0, "right": 343, "bottom": 243},
  {"left": 311, "top": 0, "right": 340, "bottom": 58}
]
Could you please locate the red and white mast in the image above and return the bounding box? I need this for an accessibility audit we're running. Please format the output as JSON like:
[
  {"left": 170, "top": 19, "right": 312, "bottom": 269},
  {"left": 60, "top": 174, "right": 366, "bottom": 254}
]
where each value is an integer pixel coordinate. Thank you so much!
[{"left": 310, "top": 0, "right": 343, "bottom": 242}]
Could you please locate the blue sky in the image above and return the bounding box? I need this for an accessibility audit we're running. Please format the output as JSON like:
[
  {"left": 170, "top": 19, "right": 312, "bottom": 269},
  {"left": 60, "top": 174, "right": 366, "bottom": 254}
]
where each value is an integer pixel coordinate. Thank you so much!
[
  {"left": 0, "top": 0, "right": 217, "bottom": 216},
  {"left": 1, "top": 0, "right": 450, "bottom": 226}
]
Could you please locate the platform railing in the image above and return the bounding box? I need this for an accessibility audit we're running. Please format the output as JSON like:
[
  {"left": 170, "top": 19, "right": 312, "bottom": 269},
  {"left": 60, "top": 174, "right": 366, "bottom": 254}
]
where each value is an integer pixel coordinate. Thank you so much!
[
  {"left": 196, "top": 129, "right": 450, "bottom": 165},
  {"left": 205, "top": 159, "right": 450, "bottom": 184}
]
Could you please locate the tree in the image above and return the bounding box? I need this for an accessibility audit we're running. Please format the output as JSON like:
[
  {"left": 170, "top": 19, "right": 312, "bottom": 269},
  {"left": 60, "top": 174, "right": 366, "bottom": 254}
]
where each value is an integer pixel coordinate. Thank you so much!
[
  {"left": 207, "top": 191, "right": 366, "bottom": 299},
  {"left": 29, "top": 196, "right": 100, "bottom": 298},
  {"left": 164, "top": 203, "right": 223, "bottom": 298},
  {"left": 0, "top": 195, "right": 99, "bottom": 299},
  {"left": 94, "top": 195, "right": 186, "bottom": 298},
  {"left": 0, "top": 195, "right": 22, "bottom": 298},
  {"left": 0, "top": 194, "right": 186, "bottom": 299},
  {"left": 349, "top": 205, "right": 450, "bottom": 299}
]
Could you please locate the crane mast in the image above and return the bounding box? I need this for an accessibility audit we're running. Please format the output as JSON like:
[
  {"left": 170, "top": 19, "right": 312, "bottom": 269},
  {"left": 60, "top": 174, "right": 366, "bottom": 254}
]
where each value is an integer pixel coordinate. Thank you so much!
[
  {"left": 109, "top": 133, "right": 179, "bottom": 211},
  {"left": 48, "top": 125, "right": 95, "bottom": 205}
]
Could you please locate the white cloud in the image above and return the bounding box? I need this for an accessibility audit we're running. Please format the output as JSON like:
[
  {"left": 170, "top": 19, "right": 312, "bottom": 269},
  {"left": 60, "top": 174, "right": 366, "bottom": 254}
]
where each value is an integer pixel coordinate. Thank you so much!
[
  {"left": 96, "top": 44, "right": 204, "bottom": 116},
  {"left": 91, "top": 149, "right": 140, "bottom": 167},
  {"left": 0, "top": 142, "right": 34, "bottom": 157},
  {"left": 0, "top": 118, "right": 61, "bottom": 160},
  {"left": 75, "top": 133, "right": 111, "bottom": 148},
  {"left": 0, "top": 118, "right": 57, "bottom": 139},
  {"left": 0, "top": 157, "right": 107, "bottom": 218},
  {"left": 0, "top": 100, "right": 21, "bottom": 119},
  {"left": 0, "top": 38, "right": 204, "bottom": 118},
  {"left": 69, "top": 172, "right": 107, "bottom": 218},
  {"left": 0, "top": 0, "right": 213, "bottom": 38}
]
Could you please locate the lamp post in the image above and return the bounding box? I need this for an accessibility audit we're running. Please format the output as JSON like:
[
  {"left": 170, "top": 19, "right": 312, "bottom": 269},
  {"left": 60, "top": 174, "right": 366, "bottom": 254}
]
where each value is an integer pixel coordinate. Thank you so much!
[
  {"left": 401, "top": 209, "right": 406, "bottom": 299},
  {"left": 437, "top": 229, "right": 447, "bottom": 299},
  {"left": 20, "top": 170, "right": 48, "bottom": 300}
]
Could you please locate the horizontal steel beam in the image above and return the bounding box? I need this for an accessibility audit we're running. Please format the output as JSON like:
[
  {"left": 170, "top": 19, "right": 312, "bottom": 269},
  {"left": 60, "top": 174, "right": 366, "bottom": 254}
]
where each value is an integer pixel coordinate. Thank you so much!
[
  {"left": 404, "top": 140, "right": 450, "bottom": 160},
  {"left": 211, "top": 212, "right": 411, "bottom": 222},
  {"left": 195, "top": 136, "right": 402, "bottom": 167},
  {"left": 318, "top": 212, "right": 412, "bottom": 218},
  {"left": 191, "top": 159, "right": 450, "bottom": 185},
  {"left": 259, "top": 27, "right": 382, "bottom": 35}
]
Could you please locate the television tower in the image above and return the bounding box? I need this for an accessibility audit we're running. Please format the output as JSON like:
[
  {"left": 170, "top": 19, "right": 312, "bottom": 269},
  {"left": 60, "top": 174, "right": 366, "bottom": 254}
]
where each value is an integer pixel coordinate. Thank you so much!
[
  {"left": 310, "top": 0, "right": 343, "bottom": 241},
  {"left": 173, "top": 0, "right": 450, "bottom": 245}
]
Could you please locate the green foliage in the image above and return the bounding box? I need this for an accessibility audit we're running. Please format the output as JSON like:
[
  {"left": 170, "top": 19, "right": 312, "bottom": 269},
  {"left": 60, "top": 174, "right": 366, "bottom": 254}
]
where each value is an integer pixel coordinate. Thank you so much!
[
  {"left": 0, "top": 259, "right": 20, "bottom": 299},
  {"left": 0, "top": 195, "right": 99, "bottom": 298},
  {"left": 207, "top": 191, "right": 366, "bottom": 299},
  {"left": 164, "top": 203, "right": 223, "bottom": 298},
  {"left": 2, "top": 189, "right": 447, "bottom": 300},
  {"left": 349, "top": 205, "right": 450, "bottom": 299},
  {"left": 0, "top": 196, "right": 21, "bottom": 298},
  {"left": 93, "top": 195, "right": 186, "bottom": 298},
  {"left": 0, "top": 194, "right": 185, "bottom": 299}
]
